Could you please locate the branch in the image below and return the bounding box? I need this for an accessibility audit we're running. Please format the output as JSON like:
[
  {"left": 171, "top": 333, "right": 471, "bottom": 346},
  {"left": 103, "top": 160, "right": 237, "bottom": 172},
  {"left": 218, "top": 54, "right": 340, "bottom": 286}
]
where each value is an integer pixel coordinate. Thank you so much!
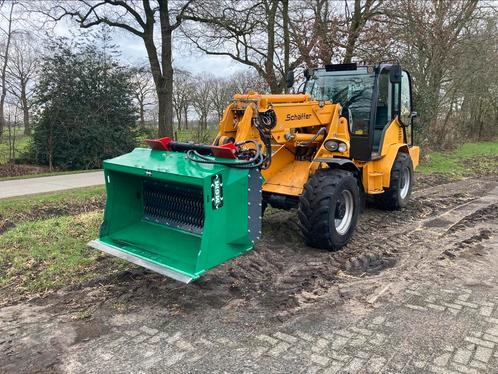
[
  {"left": 185, "top": 33, "right": 264, "bottom": 76},
  {"left": 50, "top": 2, "right": 145, "bottom": 38},
  {"left": 106, "top": 0, "right": 146, "bottom": 29},
  {"left": 171, "top": 0, "right": 195, "bottom": 30},
  {"left": 80, "top": 17, "right": 144, "bottom": 37}
]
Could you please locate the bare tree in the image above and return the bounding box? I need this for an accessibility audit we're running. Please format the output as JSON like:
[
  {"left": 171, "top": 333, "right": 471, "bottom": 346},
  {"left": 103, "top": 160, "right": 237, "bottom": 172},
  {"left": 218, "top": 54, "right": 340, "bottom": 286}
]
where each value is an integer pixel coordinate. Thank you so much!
[
  {"left": 289, "top": 0, "right": 335, "bottom": 66},
  {"left": 7, "top": 31, "right": 37, "bottom": 135},
  {"left": 0, "top": 1, "right": 15, "bottom": 138},
  {"left": 182, "top": 0, "right": 301, "bottom": 93},
  {"left": 183, "top": 0, "right": 385, "bottom": 90},
  {"left": 210, "top": 78, "right": 235, "bottom": 121},
  {"left": 5, "top": 102, "right": 20, "bottom": 162},
  {"left": 130, "top": 64, "right": 156, "bottom": 128},
  {"left": 191, "top": 75, "right": 213, "bottom": 129},
  {"left": 384, "top": 0, "right": 479, "bottom": 144},
  {"left": 449, "top": 14, "right": 498, "bottom": 141},
  {"left": 172, "top": 68, "right": 193, "bottom": 130},
  {"left": 342, "top": 0, "right": 384, "bottom": 63},
  {"left": 43, "top": 0, "right": 194, "bottom": 137},
  {"left": 232, "top": 70, "right": 270, "bottom": 94},
  {"left": 290, "top": 0, "right": 384, "bottom": 66}
]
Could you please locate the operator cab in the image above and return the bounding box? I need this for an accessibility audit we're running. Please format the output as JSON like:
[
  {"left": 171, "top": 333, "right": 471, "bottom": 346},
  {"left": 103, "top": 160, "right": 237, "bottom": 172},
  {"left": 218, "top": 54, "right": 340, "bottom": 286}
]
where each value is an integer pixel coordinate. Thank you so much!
[{"left": 305, "top": 63, "right": 414, "bottom": 161}]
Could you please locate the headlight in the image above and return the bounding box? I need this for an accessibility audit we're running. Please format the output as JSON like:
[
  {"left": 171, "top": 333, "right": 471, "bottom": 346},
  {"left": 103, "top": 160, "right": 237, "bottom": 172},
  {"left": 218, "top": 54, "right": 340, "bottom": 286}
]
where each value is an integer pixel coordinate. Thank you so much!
[
  {"left": 324, "top": 139, "right": 348, "bottom": 152},
  {"left": 324, "top": 140, "right": 339, "bottom": 152}
]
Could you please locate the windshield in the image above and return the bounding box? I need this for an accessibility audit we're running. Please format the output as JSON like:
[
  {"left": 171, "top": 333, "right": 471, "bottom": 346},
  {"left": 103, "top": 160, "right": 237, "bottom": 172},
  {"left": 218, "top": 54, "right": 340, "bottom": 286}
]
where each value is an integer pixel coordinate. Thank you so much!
[{"left": 306, "top": 69, "right": 375, "bottom": 135}]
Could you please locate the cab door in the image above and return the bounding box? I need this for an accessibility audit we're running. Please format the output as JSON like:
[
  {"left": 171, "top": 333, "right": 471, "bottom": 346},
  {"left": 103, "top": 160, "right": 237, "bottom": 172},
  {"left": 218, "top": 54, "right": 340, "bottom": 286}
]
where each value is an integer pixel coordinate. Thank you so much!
[
  {"left": 371, "top": 68, "right": 394, "bottom": 155},
  {"left": 399, "top": 70, "right": 414, "bottom": 145},
  {"left": 351, "top": 65, "right": 395, "bottom": 160}
]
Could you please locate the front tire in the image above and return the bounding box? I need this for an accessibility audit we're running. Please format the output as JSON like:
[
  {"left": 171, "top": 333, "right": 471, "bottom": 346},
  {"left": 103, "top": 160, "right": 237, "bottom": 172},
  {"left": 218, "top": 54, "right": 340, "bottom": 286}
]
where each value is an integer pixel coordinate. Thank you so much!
[
  {"left": 376, "top": 152, "right": 413, "bottom": 210},
  {"left": 298, "top": 169, "right": 360, "bottom": 250}
]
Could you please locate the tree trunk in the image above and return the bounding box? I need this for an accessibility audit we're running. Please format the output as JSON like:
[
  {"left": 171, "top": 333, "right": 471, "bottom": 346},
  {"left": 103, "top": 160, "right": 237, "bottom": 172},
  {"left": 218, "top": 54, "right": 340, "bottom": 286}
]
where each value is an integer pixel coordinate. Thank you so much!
[
  {"left": 0, "top": 105, "right": 5, "bottom": 140},
  {"left": 158, "top": 0, "right": 174, "bottom": 137},
  {"left": 343, "top": 0, "right": 362, "bottom": 64},
  {"left": 139, "top": 100, "right": 145, "bottom": 128},
  {"left": 184, "top": 106, "right": 188, "bottom": 129},
  {"left": 175, "top": 110, "right": 182, "bottom": 131},
  {"left": 7, "top": 112, "right": 12, "bottom": 162},
  {"left": 0, "top": 3, "right": 14, "bottom": 139},
  {"left": 21, "top": 82, "right": 31, "bottom": 135},
  {"left": 143, "top": 9, "right": 173, "bottom": 137},
  {"left": 157, "top": 89, "right": 170, "bottom": 136},
  {"left": 264, "top": 0, "right": 280, "bottom": 93},
  {"left": 48, "top": 125, "right": 53, "bottom": 171},
  {"left": 155, "top": 69, "right": 174, "bottom": 136},
  {"left": 282, "top": 0, "right": 290, "bottom": 93},
  {"left": 163, "top": 81, "right": 174, "bottom": 136},
  {"left": 477, "top": 99, "right": 483, "bottom": 141},
  {"left": 143, "top": 29, "right": 167, "bottom": 135}
]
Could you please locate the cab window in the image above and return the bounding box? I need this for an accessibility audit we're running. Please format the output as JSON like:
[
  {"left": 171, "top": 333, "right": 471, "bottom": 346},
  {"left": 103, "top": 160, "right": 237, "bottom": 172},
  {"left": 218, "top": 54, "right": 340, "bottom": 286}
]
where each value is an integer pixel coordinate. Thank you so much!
[
  {"left": 306, "top": 70, "right": 375, "bottom": 136},
  {"left": 400, "top": 71, "right": 412, "bottom": 143}
]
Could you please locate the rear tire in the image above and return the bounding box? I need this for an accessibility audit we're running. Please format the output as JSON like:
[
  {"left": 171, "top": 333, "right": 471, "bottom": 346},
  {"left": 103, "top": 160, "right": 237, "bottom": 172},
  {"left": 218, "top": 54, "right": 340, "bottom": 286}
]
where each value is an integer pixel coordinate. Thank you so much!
[
  {"left": 298, "top": 169, "right": 360, "bottom": 250},
  {"left": 376, "top": 152, "right": 413, "bottom": 210}
]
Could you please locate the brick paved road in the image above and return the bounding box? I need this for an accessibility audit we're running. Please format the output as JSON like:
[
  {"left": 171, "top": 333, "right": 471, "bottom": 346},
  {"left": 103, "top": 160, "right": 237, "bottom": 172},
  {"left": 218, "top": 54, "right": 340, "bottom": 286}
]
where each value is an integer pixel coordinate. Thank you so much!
[{"left": 2, "top": 279, "right": 498, "bottom": 373}]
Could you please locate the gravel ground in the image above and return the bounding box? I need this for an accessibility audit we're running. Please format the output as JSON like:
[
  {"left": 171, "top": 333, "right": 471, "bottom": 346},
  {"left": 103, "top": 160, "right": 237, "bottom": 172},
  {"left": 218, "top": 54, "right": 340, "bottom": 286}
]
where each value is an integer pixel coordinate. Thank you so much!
[{"left": 1, "top": 174, "right": 498, "bottom": 373}]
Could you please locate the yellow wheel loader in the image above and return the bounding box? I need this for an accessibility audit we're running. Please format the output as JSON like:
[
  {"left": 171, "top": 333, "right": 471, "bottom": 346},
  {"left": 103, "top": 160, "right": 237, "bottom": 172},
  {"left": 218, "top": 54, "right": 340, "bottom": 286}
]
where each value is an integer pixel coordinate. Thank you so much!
[{"left": 89, "top": 63, "right": 420, "bottom": 283}]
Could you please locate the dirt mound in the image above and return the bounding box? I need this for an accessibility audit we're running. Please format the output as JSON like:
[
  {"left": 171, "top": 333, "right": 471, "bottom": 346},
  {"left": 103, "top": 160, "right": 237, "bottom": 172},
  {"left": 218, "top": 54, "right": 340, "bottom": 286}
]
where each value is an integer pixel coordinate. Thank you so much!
[
  {"left": 440, "top": 228, "right": 492, "bottom": 261},
  {"left": 446, "top": 204, "right": 498, "bottom": 234},
  {"left": 344, "top": 253, "right": 396, "bottom": 275}
]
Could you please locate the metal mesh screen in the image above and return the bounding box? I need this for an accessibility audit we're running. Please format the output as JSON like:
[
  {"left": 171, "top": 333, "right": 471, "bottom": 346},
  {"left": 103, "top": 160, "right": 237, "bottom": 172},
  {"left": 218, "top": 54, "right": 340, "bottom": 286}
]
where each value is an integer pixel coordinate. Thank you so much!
[{"left": 142, "top": 180, "right": 205, "bottom": 234}]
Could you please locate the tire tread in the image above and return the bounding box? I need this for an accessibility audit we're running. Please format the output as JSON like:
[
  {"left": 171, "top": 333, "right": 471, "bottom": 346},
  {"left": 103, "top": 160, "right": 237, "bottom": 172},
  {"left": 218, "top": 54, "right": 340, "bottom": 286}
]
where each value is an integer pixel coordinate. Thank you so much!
[
  {"left": 298, "top": 169, "right": 359, "bottom": 250},
  {"left": 376, "top": 152, "right": 413, "bottom": 210}
]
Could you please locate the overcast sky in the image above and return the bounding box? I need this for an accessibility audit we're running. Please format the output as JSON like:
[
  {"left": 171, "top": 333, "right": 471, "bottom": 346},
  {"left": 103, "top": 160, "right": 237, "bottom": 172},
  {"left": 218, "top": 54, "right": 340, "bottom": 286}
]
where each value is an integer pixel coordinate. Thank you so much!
[
  {"left": 52, "top": 16, "right": 246, "bottom": 78},
  {"left": 0, "top": 3, "right": 249, "bottom": 78}
]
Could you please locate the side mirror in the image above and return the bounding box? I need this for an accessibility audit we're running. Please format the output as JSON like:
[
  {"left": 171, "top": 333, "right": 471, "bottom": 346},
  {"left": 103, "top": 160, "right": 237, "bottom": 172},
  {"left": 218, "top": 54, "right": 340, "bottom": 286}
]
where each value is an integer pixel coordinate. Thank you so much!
[
  {"left": 390, "top": 64, "right": 401, "bottom": 84},
  {"left": 410, "top": 111, "right": 418, "bottom": 118},
  {"left": 286, "top": 70, "right": 295, "bottom": 88}
]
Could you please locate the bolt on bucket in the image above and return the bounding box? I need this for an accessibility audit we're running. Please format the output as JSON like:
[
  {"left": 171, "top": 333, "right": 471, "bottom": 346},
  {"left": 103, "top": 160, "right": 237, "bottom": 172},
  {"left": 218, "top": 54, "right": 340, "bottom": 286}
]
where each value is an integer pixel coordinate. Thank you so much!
[{"left": 89, "top": 148, "right": 262, "bottom": 283}]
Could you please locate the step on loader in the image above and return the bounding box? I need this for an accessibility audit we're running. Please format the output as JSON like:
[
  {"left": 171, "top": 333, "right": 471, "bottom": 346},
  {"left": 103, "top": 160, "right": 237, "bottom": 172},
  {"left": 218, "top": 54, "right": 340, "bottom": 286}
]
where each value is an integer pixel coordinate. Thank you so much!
[{"left": 89, "top": 63, "right": 420, "bottom": 283}]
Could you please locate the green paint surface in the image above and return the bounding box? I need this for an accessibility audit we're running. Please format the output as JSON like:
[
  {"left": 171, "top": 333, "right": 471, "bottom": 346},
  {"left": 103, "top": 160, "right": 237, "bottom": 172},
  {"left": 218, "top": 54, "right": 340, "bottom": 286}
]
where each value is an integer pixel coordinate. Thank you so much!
[{"left": 95, "top": 148, "right": 253, "bottom": 280}]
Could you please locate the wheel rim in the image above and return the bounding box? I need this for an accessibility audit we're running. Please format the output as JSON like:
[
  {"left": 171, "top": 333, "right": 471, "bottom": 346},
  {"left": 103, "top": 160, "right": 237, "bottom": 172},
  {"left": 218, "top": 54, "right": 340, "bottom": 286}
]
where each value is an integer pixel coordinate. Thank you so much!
[
  {"left": 400, "top": 167, "right": 411, "bottom": 199},
  {"left": 334, "top": 190, "right": 354, "bottom": 235}
]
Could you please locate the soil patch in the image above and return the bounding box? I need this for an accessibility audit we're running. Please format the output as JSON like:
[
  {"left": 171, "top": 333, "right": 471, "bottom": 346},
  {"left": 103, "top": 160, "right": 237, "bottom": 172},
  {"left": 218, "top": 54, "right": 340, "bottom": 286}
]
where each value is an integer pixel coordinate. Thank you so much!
[
  {"left": 413, "top": 172, "right": 453, "bottom": 190},
  {"left": 466, "top": 154, "right": 498, "bottom": 177},
  {"left": 446, "top": 204, "right": 498, "bottom": 234},
  {"left": 27, "top": 177, "right": 496, "bottom": 323},
  {"left": 0, "top": 164, "right": 50, "bottom": 178},
  {"left": 4, "top": 172, "right": 497, "bottom": 325},
  {"left": 0, "top": 195, "right": 105, "bottom": 234}
]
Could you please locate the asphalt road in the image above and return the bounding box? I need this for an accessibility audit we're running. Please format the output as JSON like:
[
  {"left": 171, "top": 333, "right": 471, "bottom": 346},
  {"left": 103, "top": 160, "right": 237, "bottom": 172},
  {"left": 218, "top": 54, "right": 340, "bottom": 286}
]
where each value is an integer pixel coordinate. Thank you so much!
[{"left": 0, "top": 171, "right": 104, "bottom": 199}]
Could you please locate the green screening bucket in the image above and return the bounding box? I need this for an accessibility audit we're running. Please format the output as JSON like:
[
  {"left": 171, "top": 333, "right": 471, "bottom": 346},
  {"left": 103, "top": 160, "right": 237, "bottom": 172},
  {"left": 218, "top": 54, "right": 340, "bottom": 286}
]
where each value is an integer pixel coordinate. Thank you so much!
[{"left": 89, "top": 148, "right": 262, "bottom": 283}]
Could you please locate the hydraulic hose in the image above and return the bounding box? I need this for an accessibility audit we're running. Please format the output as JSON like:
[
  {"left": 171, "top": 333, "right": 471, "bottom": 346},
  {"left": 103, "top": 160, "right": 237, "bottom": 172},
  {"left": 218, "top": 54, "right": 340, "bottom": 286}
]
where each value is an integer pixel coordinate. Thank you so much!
[
  {"left": 297, "top": 126, "right": 327, "bottom": 147},
  {"left": 186, "top": 109, "right": 277, "bottom": 170},
  {"left": 186, "top": 140, "right": 266, "bottom": 169}
]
